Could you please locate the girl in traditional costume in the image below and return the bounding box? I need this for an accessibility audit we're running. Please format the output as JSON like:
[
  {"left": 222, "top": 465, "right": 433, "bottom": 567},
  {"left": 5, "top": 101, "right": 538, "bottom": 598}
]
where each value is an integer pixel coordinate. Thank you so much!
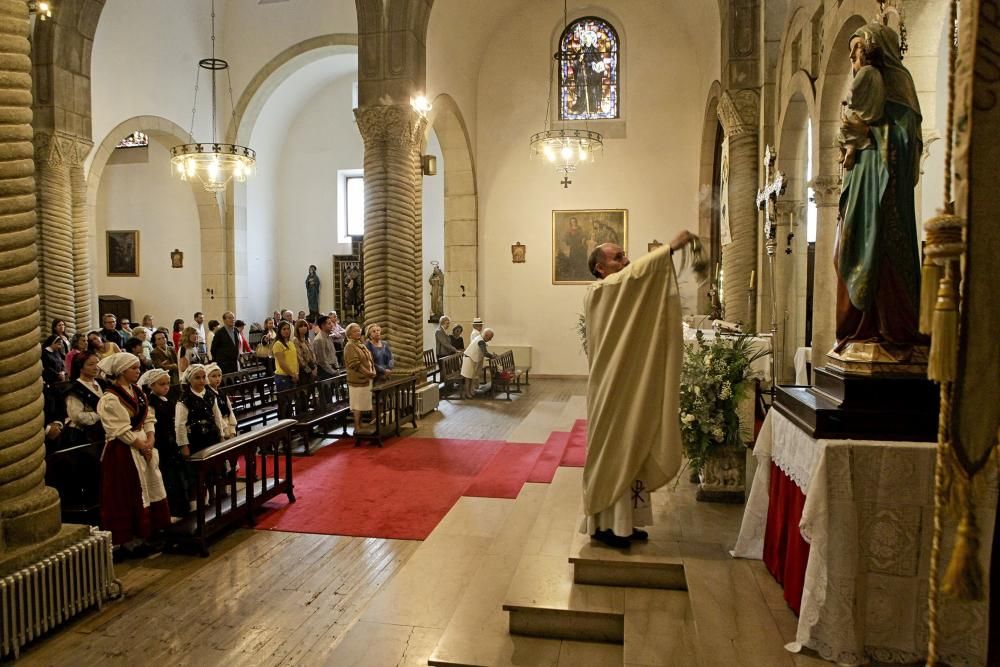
[
  {"left": 139, "top": 368, "right": 189, "bottom": 518},
  {"left": 96, "top": 352, "right": 171, "bottom": 560},
  {"left": 65, "top": 351, "right": 105, "bottom": 446},
  {"left": 205, "top": 363, "right": 238, "bottom": 439}
]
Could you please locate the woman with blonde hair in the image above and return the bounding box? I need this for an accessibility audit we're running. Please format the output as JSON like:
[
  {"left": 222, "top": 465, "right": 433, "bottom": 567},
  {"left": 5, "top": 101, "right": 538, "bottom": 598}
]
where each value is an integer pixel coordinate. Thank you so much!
[
  {"left": 344, "top": 323, "right": 376, "bottom": 435},
  {"left": 177, "top": 326, "right": 205, "bottom": 376}
]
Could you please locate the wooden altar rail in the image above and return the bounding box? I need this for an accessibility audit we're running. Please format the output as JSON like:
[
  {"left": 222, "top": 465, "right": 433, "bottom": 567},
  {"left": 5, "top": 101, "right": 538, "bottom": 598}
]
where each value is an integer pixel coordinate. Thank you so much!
[
  {"left": 167, "top": 419, "right": 297, "bottom": 557},
  {"left": 354, "top": 374, "right": 419, "bottom": 447}
]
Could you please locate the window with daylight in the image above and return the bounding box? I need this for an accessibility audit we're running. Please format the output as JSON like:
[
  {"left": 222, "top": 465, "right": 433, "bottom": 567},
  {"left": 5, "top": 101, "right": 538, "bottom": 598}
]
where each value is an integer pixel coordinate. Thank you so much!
[
  {"left": 115, "top": 131, "right": 149, "bottom": 149},
  {"left": 558, "top": 17, "right": 620, "bottom": 120},
  {"left": 346, "top": 175, "right": 365, "bottom": 237}
]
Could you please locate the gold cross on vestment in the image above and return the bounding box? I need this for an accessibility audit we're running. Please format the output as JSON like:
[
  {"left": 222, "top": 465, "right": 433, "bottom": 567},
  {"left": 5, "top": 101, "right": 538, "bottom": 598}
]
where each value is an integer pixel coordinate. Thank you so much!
[{"left": 755, "top": 145, "right": 787, "bottom": 252}]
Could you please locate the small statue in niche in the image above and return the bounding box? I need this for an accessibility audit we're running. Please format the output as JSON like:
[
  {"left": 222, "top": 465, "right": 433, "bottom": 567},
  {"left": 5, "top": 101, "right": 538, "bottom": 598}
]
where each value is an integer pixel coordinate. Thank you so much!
[
  {"left": 305, "top": 265, "right": 321, "bottom": 316},
  {"left": 428, "top": 261, "right": 444, "bottom": 323},
  {"left": 343, "top": 264, "right": 363, "bottom": 319},
  {"left": 511, "top": 242, "right": 526, "bottom": 263}
]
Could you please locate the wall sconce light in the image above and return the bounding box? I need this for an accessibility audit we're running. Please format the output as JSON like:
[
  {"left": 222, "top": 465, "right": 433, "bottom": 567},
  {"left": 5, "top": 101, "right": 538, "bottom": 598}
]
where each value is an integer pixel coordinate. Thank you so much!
[
  {"left": 459, "top": 284, "right": 466, "bottom": 298},
  {"left": 206, "top": 288, "right": 215, "bottom": 300},
  {"left": 421, "top": 154, "right": 437, "bottom": 176}
]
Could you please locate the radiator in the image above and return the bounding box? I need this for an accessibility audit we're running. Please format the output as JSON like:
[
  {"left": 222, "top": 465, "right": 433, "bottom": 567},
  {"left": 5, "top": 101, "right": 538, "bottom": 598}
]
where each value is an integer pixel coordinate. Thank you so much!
[
  {"left": 1, "top": 527, "right": 122, "bottom": 659},
  {"left": 416, "top": 383, "right": 440, "bottom": 416}
]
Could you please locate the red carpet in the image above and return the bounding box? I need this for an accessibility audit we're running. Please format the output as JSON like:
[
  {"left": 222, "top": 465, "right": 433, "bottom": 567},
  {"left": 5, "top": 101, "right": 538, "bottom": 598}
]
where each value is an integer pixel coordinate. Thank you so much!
[
  {"left": 527, "top": 431, "right": 571, "bottom": 483},
  {"left": 561, "top": 419, "right": 588, "bottom": 467},
  {"left": 464, "top": 443, "right": 543, "bottom": 499},
  {"left": 255, "top": 437, "right": 505, "bottom": 540}
]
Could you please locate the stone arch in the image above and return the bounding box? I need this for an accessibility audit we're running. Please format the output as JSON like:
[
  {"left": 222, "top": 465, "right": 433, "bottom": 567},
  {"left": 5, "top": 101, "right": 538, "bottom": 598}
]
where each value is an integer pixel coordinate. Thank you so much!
[
  {"left": 425, "top": 93, "right": 478, "bottom": 331},
  {"left": 773, "top": 72, "right": 816, "bottom": 380},
  {"left": 224, "top": 35, "right": 359, "bottom": 317},
  {"left": 697, "top": 80, "right": 723, "bottom": 315},
  {"left": 86, "top": 115, "right": 223, "bottom": 317}
]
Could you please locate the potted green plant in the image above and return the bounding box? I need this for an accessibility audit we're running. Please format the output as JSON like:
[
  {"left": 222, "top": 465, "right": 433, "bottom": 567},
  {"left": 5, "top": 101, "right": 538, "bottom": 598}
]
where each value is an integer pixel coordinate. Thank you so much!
[{"left": 679, "top": 329, "right": 769, "bottom": 502}]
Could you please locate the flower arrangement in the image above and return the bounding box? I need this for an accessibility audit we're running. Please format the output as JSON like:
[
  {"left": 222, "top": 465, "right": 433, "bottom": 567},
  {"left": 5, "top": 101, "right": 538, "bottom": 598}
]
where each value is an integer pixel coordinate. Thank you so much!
[{"left": 679, "top": 330, "right": 770, "bottom": 473}]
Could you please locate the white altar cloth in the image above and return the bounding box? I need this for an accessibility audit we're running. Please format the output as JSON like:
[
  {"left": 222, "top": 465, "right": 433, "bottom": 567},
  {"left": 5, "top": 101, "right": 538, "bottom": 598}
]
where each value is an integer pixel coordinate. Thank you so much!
[{"left": 733, "top": 410, "right": 995, "bottom": 666}]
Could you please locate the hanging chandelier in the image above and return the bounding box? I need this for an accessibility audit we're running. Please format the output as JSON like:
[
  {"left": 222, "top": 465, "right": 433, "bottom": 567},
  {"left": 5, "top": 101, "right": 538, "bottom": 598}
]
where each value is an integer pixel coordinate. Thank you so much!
[
  {"left": 529, "top": 0, "right": 604, "bottom": 185},
  {"left": 171, "top": 0, "right": 256, "bottom": 193},
  {"left": 28, "top": 1, "right": 53, "bottom": 21}
]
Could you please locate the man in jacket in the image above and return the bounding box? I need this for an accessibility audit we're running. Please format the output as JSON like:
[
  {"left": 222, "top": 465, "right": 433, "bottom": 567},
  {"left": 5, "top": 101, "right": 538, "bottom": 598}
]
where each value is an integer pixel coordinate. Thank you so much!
[{"left": 210, "top": 311, "right": 240, "bottom": 374}]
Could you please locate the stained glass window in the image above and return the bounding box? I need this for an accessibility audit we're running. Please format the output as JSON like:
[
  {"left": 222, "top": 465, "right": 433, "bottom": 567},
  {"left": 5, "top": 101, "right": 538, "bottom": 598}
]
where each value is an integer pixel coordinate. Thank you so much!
[
  {"left": 115, "top": 131, "right": 148, "bottom": 149},
  {"left": 559, "top": 17, "right": 619, "bottom": 120}
]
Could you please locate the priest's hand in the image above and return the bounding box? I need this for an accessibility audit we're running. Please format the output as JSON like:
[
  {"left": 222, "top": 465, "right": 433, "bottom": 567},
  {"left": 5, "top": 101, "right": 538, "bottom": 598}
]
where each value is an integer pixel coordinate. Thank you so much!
[{"left": 669, "top": 230, "right": 698, "bottom": 253}]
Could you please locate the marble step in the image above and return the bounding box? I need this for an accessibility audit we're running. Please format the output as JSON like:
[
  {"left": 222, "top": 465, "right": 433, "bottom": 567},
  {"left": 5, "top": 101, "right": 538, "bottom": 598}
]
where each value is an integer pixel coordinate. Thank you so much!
[
  {"left": 683, "top": 558, "right": 798, "bottom": 667},
  {"left": 569, "top": 532, "right": 687, "bottom": 590},
  {"left": 623, "top": 589, "right": 699, "bottom": 667},
  {"left": 503, "top": 553, "right": 626, "bottom": 644}
]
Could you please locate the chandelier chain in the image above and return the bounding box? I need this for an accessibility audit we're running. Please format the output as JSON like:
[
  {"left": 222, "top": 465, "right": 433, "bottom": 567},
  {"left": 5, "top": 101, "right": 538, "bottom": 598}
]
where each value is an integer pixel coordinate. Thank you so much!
[
  {"left": 188, "top": 67, "right": 201, "bottom": 139},
  {"left": 211, "top": 0, "right": 218, "bottom": 144}
]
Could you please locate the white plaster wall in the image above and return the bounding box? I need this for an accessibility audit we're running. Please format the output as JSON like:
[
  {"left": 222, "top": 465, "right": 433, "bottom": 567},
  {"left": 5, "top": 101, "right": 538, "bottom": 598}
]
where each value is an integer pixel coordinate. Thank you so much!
[
  {"left": 94, "top": 139, "right": 202, "bottom": 327},
  {"left": 423, "top": 130, "right": 446, "bottom": 351},
  {"left": 90, "top": 0, "right": 213, "bottom": 165},
  {"left": 274, "top": 72, "right": 363, "bottom": 314},
  {"left": 476, "top": 2, "right": 715, "bottom": 375}
]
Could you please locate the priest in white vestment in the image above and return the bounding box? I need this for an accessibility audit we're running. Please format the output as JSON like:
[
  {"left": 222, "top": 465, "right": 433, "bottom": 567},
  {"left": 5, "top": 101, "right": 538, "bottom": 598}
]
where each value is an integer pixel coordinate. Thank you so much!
[{"left": 581, "top": 231, "right": 695, "bottom": 548}]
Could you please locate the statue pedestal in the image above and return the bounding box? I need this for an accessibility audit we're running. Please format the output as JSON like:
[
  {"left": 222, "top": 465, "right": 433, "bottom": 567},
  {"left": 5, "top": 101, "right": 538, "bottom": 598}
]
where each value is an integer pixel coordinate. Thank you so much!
[{"left": 774, "top": 363, "right": 938, "bottom": 442}]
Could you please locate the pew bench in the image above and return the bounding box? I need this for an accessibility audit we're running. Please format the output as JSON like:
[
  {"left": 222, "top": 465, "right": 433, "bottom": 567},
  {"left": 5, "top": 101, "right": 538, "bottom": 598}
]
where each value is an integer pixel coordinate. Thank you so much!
[
  {"left": 437, "top": 352, "right": 464, "bottom": 399},
  {"left": 488, "top": 350, "right": 524, "bottom": 400},
  {"left": 276, "top": 375, "right": 351, "bottom": 454},
  {"left": 221, "top": 371, "right": 279, "bottom": 433},
  {"left": 354, "top": 374, "right": 418, "bottom": 448},
  {"left": 423, "top": 349, "right": 440, "bottom": 383},
  {"left": 167, "top": 419, "right": 297, "bottom": 557}
]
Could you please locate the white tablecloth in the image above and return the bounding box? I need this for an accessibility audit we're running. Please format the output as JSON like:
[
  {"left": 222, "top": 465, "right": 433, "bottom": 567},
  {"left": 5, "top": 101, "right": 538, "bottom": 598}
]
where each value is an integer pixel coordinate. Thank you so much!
[
  {"left": 793, "top": 346, "right": 812, "bottom": 385},
  {"left": 733, "top": 410, "right": 996, "bottom": 666}
]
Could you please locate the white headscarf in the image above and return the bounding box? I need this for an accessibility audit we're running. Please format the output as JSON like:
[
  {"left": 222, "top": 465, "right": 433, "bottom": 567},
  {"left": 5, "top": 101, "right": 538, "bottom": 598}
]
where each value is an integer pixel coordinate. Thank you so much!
[
  {"left": 138, "top": 368, "right": 170, "bottom": 388},
  {"left": 182, "top": 363, "right": 206, "bottom": 385},
  {"left": 204, "top": 362, "right": 222, "bottom": 377},
  {"left": 97, "top": 352, "right": 140, "bottom": 379}
]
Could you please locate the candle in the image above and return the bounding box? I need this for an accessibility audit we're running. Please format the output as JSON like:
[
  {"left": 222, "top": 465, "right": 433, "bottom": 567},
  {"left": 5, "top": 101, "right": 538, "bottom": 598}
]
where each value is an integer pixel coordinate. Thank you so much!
[{"left": 749, "top": 270, "right": 756, "bottom": 290}]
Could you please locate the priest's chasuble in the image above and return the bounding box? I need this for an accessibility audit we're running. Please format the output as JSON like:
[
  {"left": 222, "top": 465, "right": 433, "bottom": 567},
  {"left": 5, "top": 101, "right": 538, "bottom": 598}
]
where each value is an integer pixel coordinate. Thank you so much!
[{"left": 583, "top": 244, "right": 683, "bottom": 519}]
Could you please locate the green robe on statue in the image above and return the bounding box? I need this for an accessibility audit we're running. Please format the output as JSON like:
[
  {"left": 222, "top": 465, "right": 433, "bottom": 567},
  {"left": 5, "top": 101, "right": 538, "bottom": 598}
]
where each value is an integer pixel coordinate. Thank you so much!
[{"left": 834, "top": 23, "right": 925, "bottom": 351}]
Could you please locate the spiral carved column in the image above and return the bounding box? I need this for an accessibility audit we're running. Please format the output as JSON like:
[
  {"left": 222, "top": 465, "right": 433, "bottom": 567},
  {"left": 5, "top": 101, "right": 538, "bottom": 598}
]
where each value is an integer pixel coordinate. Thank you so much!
[
  {"left": 34, "top": 132, "right": 76, "bottom": 332},
  {"left": 0, "top": 0, "right": 62, "bottom": 556},
  {"left": 70, "top": 155, "right": 91, "bottom": 333},
  {"left": 355, "top": 104, "right": 426, "bottom": 375},
  {"left": 718, "top": 90, "right": 760, "bottom": 329}
]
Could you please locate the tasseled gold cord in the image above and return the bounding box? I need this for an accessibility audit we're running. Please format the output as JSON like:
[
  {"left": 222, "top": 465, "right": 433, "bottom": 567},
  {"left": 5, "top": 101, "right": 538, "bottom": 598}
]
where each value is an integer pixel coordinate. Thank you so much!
[
  {"left": 941, "top": 472, "right": 984, "bottom": 601},
  {"left": 928, "top": 262, "right": 958, "bottom": 383},
  {"left": 919, "top": 256, "right": 941, "bottom": 335}
]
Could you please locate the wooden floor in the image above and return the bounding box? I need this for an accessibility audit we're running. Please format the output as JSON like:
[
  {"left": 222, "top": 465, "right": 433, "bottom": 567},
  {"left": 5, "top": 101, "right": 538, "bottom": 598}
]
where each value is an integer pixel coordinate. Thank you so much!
[{"left": 16, "top": 378, "right": 587, "bottom": 666}]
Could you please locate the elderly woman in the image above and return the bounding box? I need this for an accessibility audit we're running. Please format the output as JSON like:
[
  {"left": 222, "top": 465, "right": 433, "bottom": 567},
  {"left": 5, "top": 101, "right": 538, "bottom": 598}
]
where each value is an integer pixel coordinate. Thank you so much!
[
  {"left": 133, "top": 325, "right": 154, "bottom": 362},
  {"left": 365, "top": 324, "right": 394, "bottom": 379},
  {"left": 139, "top": 368, "right": 188, "bottom": 518},
  {"left": 461, "top": 328, "right": 496, "bottom": 399},
  {"left": 344, "top": 323, "right": 376, "bottom": 435},
  {"left": 435, "top": 316, "right": 459, "bottom": 359},
  {"left": 96, "top": 352, "right": 171, "bottom": 560}
]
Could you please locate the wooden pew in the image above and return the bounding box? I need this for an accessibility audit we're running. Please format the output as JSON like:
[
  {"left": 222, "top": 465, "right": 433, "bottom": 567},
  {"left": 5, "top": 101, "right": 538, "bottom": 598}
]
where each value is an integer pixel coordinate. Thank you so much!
[
  {"left": 422, "top": 349, "right": 439, "bottom": 383},
  {"left": 275, "top": 374, "right": 351, "bottom": 454},
  {"left": 437, "top": 353, "right": 464, "bottom": 399},
  {"left": 167, "top": 418, "right": 297, "bottom": 557},
  {"left": 354, "top": 374, "right": 419, "bottom": 447},
  {"left": 220, "top": 370, "right": 278, "bottom": 432},
  {"left": 488, "top": 350, "right": 524, "bottom": 400}
]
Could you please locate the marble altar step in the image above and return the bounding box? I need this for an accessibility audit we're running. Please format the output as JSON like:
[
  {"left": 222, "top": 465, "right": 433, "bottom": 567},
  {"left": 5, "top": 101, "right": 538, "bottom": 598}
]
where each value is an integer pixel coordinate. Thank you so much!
[{"left": 569, "top": 532, "right": 687, "bottom": 590}]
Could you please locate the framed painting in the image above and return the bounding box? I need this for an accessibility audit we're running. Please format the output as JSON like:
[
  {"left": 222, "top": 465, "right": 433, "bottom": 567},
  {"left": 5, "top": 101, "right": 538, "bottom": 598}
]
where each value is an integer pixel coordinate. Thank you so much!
[
  {"left": 107, "top": 230, "right": 139, "bottom": 276},
  {"left": 552, "top": 209, "right": 627, "bottom": 284}
]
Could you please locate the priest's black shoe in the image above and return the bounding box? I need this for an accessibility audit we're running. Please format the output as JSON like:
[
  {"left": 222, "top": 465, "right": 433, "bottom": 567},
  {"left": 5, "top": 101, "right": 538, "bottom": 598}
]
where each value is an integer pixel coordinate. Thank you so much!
[
  {"left": 629, "top": 529, "right": 649, "bottom": 541},
  {"left": 591, "top": 529, "right": 631, "bottom": 549}
]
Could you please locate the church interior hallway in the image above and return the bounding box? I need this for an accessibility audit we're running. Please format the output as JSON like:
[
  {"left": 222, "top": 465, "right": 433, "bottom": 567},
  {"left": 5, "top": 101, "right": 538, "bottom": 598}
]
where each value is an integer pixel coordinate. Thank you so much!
[{"left": 16, "top": 384, "right": 911, "bottom": 666}]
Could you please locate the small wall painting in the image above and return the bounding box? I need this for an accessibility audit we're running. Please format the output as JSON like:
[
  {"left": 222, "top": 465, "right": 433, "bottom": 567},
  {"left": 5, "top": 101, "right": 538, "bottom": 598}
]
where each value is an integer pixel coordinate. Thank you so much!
[
  {"left": 552, "top": 209, "right": 628, "bottom": 284},
  {"left": 511, "top": 242, "right": 526, "bottom": 263},
  {"left": 170, "top": 248, "right": 184, "bottom": 268},
  {"left": 107, "top": 230, "right": 139, "bottom": 276}
]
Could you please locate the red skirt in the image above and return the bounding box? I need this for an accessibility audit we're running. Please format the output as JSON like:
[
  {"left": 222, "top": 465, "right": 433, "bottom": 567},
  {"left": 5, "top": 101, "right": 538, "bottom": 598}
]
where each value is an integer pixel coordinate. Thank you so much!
[{"left": 100, "top": 439, "right": 171, "bottom": 545}]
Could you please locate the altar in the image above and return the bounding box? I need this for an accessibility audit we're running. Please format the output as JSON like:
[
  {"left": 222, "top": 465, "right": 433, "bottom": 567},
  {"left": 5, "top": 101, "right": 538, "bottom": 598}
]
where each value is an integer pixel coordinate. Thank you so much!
[{"left": 733, "top": 410, "right": 995, "bottom": 666}]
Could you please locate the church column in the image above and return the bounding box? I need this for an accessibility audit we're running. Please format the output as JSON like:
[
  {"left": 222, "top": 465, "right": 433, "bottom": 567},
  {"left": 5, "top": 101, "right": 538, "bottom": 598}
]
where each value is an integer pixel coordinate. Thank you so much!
[
  {"left": 34, "top": 131, "right": 77, "bottom": 331},
  {"left": 809, "top": 174, "right": 841, "bottom": 367},
  {"left": 717, "top": 89, "right": 760, "bottom": 328},
  {"left": 70, "top": 149, "right": 91, "bottom": 333},
  {"left": 355, "top": 104, "right": 427, "bottom": 375},
  {"left": 0, "top": 0, "right": 62, "bottom": 559}
]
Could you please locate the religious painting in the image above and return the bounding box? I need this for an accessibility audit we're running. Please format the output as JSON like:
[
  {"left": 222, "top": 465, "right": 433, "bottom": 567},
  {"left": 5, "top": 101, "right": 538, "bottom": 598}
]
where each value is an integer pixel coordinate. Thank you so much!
[
  {"left": 558, "top": 17, "right": 620, "bottom": 120},
  {"left": 511, "top": 242, "right": 526, "bottom": 263},
  {"left": 106, "top": 230, "right": 139, "bottom": 276},
  {"left": 552, "top": 209, "right": 627, "bottom": 284},
  {"left": 170, "top": 248, "right": 184, "bottom": 268}
]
